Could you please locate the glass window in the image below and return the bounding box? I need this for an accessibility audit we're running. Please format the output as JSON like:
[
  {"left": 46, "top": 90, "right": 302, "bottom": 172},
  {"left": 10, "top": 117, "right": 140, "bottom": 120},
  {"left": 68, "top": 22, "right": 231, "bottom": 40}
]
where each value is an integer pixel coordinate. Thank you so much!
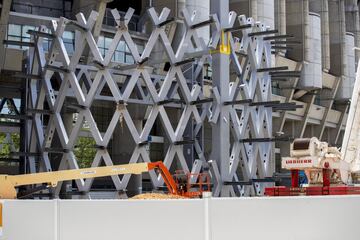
[
  {"left": 63, "top": 31, "right": 73, "bottom": 40},
  {"left": 22, "top": 25, "right": 35, "bottom": 40},
  {"left": 7, "top": 24, "right": 37, "bottom": 50},
  {"left": 104, "top": 37, "right": 113, "bottom": 58},
  {"left": 7, "top": 36, "right": 21, "bottom": 49},
  {"left": 104, "top": 37, "right": 112, "bottom": 49},
  {"left": 125, "top": 53, "right": 134, "bottom": 64},
  {"left": 43, "top": 39, "right": 51, "bottom": 52},
  {"left": 137, "top": 44, "right": 144, "bottom": 55},
  {"left": 271, "top": 82, "right": 280, "bottom": 95},
  {"left": 8, "top": 24, "right": 21, "bottom": 37},
  {"left": 63, "top": 31, "right": 75, "bottom": 54},
  {"left": 97, "top": 36, "right": 106, "bottom": 57},
  {"left": 117, "top": 41, "right": 125, "bottom": 52},
  {"left": 114, "top": 51, "right": 125, "bottom": 63},
  {"left": 97, "top": 36, "right": 105, "bottom": 48},
  {"left": 96, "top": 35, "right": 144, "bottom": 64}
]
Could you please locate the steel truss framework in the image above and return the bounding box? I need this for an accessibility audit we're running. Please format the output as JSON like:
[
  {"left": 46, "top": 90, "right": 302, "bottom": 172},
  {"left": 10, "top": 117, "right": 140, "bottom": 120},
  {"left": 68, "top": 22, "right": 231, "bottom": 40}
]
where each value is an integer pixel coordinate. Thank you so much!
[{"left": 25, "top": 7, "right": 274, "bottom": 197}]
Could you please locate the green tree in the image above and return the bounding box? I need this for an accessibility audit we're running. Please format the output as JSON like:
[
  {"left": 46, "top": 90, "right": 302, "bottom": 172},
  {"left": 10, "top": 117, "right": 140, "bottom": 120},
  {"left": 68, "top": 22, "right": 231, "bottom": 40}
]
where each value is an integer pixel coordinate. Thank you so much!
[
  {"left": 74, "top": 137, "right": 96, "bottom": 168},
  {"left": 0, "top": 133, "right": 20, "bottom": 158}
]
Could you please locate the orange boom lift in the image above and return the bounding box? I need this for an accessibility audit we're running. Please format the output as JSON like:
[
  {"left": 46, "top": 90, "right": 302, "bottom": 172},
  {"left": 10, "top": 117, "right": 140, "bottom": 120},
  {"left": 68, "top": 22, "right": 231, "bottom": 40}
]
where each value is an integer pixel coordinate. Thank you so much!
[{"left": 0, "top": 161, "right": 210, "bottom": 199}]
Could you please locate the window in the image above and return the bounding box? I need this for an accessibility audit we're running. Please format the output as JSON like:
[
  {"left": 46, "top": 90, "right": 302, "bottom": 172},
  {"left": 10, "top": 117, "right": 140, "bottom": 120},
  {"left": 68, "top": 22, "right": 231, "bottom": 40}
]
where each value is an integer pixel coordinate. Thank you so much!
[
  {"left": 271, "top": 82, "right": 281, "bottom": 95},
  {"left": 0, "top": 98, "right": 20, "bottom": 115},
  {"left": 97, "top": 35, "right": 144, "bottom": 64},
  {"left": 63, "top": 31, "right": 75, "bottom": 55},
  {"left": 7, "top": 24, "right": 35, "bottom": 50},
  {"left": 6, "top": 24, "right": 75, "bottom": 54},
  {"left": 204, "top": 65, "right": 212, "bottom": 80}
]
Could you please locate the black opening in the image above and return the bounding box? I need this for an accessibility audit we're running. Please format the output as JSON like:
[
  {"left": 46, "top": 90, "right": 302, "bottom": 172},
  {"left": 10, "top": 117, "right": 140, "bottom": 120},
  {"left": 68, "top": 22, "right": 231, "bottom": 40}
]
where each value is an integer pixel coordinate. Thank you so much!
[{"left": 108, "top": 0, "right": 142, "bottom": 15}]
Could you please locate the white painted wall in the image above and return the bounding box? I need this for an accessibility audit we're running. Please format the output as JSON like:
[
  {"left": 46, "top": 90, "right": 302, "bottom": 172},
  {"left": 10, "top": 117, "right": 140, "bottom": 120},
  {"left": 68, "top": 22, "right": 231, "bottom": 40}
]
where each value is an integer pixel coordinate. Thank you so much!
[
  {"left": 2, "top": 200, "right": 57, "bottom": 240},
  {"left": 2, "top": 196, "right": 360, "bottom": 240}
]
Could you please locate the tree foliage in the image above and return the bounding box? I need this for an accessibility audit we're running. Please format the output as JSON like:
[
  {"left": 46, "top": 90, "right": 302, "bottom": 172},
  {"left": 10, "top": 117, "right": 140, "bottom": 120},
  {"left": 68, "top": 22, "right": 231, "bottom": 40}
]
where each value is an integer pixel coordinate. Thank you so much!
[
  {"left": 74, "top": 137, "right": 96, "bottom": 168},
  {"left": 0, "top": 133, "right": 20, "bottom": 158}
]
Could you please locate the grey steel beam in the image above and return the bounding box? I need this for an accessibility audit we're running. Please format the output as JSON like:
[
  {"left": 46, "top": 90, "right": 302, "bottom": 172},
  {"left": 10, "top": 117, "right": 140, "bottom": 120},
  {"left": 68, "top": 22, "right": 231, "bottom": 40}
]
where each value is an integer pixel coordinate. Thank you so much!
[
  {"left": 273, "top": 61, "right": 302, "bottom": 133},
  {"left": 314, "top": 77, "right": 341, "bottom": 140},
  {"left": 294, "top": 93, "right": 317, "bottom": 138},
  {"left": 210, "top": 0, "right": 232, "bottom": 197},
  {"left": 330, "top": 103, "right": 349, "bottom": 146}
]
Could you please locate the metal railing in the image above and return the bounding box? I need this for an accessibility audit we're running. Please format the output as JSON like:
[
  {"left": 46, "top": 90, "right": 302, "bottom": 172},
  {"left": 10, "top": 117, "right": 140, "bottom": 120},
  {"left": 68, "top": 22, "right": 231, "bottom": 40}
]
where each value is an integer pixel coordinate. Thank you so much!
[
  {"left": 11, "top": 1, "right": 72, "bottom": 18},
  {"left": 103, "top": 8, "right": 139, "bottom": 31}
]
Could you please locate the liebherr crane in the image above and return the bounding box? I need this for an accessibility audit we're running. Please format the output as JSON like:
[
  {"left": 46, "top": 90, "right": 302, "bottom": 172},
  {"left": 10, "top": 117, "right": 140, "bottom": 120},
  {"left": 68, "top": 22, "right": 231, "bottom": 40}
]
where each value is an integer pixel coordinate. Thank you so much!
[{"left": 266, "top": 58, "right": 360, "bottom": 196}]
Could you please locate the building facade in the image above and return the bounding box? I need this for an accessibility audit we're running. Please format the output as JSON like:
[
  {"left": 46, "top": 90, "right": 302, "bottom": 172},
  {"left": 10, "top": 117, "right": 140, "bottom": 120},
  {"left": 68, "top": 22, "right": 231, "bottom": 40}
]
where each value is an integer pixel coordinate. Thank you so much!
[{"left": 0, "top": 0, "right": 358, "bottom": 197}]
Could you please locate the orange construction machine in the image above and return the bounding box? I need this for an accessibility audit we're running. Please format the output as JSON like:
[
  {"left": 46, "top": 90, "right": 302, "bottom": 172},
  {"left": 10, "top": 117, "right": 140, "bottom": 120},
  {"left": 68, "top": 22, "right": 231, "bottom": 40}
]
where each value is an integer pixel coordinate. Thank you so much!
[{"left": 0, "top": 161, "right": 210, "bottom": 199}]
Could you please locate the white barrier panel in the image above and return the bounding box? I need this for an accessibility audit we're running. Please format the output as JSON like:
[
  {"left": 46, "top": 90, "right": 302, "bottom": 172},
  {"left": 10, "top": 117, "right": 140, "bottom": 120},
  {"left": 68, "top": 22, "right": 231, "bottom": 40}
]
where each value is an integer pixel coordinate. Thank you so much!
[
  {"left": 58, "top": 199, "right": 204, "bottom": 240},
  {"left": 2, "top": 200, "right": 57, "bottom": 240},
  {"left": 211, "top": 196, "right": 360, "bottom": 240},
  {"left": 2, "top": 196, "right": 360, "bottom": 240}
]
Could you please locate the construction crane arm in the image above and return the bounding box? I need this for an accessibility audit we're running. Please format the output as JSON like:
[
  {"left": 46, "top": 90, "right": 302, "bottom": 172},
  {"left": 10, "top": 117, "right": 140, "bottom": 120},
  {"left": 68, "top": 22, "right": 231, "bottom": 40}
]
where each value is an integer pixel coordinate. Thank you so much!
[
  {"left": 148, "top": 162, "right": 179, "bottom": 195},
  {"left": 341, "top": 58, "right": 360, "bottom": 181},
  {"left": 0, "top": 162, "right": 173, "bottom": 199}
]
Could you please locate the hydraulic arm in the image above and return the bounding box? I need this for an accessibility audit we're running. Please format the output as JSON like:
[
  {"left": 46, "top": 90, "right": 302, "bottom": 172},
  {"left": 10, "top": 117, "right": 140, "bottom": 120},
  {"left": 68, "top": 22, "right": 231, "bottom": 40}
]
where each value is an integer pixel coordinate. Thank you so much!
[{"left": 0, "top": 162, "right": 178, "bottom": 199}]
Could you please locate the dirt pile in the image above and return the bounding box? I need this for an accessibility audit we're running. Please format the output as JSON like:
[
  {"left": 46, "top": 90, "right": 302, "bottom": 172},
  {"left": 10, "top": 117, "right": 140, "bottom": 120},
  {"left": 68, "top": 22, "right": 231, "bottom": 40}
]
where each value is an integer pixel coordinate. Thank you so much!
[{"left": 131, "top": 193, "right": 187, "bottom": 200}]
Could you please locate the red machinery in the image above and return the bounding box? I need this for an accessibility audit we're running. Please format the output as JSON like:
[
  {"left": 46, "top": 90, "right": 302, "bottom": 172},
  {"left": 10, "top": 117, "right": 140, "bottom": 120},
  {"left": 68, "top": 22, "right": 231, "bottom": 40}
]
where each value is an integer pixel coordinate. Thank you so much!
[
  {"left": 148, "top": 162, "right": 211, "bottom": 198},
  {"left": 265, "top": 138, "right": 360, "bottom": 196}
]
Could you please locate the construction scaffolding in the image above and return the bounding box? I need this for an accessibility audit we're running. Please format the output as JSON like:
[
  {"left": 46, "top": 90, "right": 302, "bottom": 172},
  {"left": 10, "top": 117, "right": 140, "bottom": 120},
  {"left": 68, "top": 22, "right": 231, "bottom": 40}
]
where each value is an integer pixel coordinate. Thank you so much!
[{"left": 11, "top": 3, "right": 288, "bottom": 198}]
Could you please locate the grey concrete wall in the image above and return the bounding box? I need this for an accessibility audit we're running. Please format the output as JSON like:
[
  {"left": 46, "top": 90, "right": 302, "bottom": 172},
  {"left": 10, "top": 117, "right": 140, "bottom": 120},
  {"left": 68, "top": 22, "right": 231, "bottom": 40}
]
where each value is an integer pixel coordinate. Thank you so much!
[{"left": 230, "top": 0, "right": 274, "bottom": 28}]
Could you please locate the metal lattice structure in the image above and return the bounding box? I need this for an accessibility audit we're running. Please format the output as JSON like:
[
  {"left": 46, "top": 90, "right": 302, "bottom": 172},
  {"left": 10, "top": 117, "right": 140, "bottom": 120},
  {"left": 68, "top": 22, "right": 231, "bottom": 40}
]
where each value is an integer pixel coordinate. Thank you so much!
[{"left": 25, "top": 7, "right": 275, "bottom": 198}]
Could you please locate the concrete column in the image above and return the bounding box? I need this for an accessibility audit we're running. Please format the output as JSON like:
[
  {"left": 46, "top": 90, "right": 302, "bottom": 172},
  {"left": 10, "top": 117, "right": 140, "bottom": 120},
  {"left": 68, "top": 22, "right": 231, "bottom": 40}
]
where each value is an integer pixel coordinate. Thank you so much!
[
  {"left": 277, "top": 0, "right": 286, "bottom": 36},
  {"left": 345, "top": 0, "right": 360, "bottom": 64},
  {"left": 286, "top": 0, "right": 306, "bottom": 61},
  {"left": 303, "top": 0, "right": 310, "bottom": 63},
  {"left": 187, "top": 0, "right": 210, "bottom": 43},
  {"left": 355, "top": 3, "right": 360, "bottom": 63},
  {"left": 310, "top": 0, "right": 331, "bottom": 71},
  {"left": 321, "top": 0, "right": 331, "bottom": 71},
  {"left": 340, "top": 0, "right": 348, "bottom": 77},
  {"left": 0, "top": 0, "right": 13, "bottom": 73},
  {"left": 275, "top": 0, "right": 286, "bottom": 55},
  {"left": 249, "top": 0, "right": 258, "bottom": 20},
  {"left": 72, "top": 0, "right": 112, "bottom": 63},
  {"left": 92, "top": 0, "right": 113, "bottom": 43}
]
